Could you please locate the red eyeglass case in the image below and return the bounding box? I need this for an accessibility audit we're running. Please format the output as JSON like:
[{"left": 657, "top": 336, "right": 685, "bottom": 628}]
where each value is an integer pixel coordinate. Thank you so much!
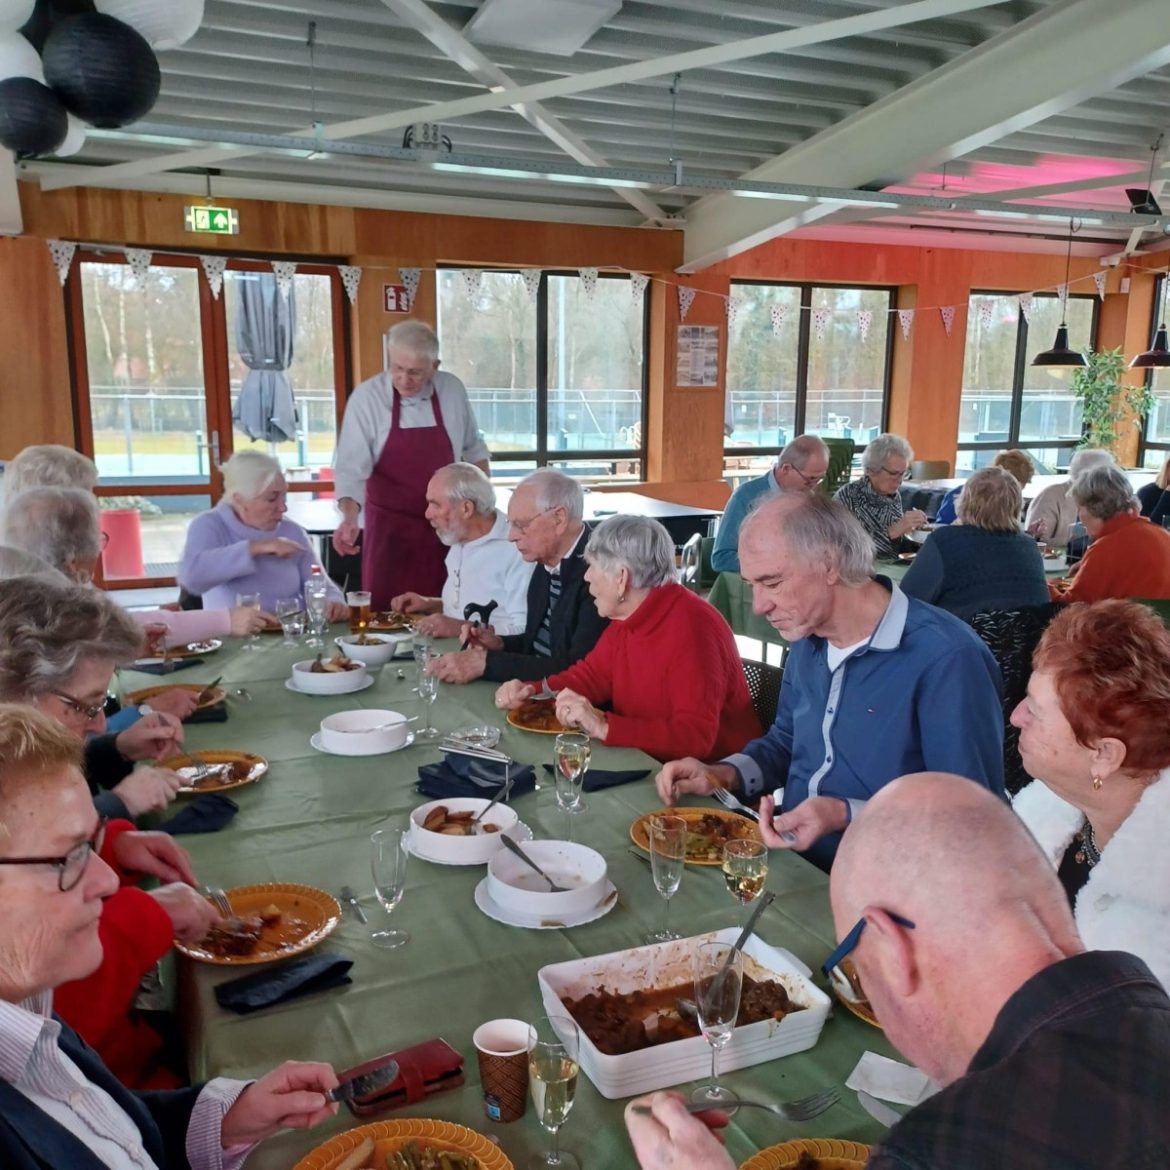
[{"left": 339, "top": 1038, "right": 465, "bottom": 1117}]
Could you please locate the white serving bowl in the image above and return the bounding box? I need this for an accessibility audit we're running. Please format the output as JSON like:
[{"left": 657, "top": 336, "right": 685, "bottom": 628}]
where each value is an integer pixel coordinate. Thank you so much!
[
  {"left": 334, "top": 634, "right": 402, "bottom": 668},
  {"left": 1042, "top": 555, "right": 1066, "bottom": 572},
  {"left": 289, "top": 658, "right": 370, "bottom": 695},
  {"left": 319, "top": 708, "right": 410, "bottom": 755},
  {"left": 409, "top": 797, "right": 520, "bottom": 865},
  {"left": 487, "top": 840, "right": 607, "bottom": 917}
]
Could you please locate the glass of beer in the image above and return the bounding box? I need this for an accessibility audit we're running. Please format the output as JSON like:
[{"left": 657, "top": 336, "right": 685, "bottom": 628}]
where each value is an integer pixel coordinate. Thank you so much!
[{"left": 346, "top": 590, "right": 372, "bottom": 635}]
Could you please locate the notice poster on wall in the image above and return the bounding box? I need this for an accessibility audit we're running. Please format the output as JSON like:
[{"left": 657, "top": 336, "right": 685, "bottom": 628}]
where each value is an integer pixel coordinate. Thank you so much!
[{"left": 676, "top": 325, "right": 720, "bottom": 387}]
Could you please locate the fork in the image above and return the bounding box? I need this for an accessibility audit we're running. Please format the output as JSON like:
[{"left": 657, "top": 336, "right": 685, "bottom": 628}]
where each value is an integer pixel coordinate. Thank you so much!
[
  {"left": 203, "top": 886, "right": 233, "bottom": 916},
  {"left": 632, "top": 1086, "right": 839, "bottom": 1122},
  {"left": 173, "top": 749, "right": 210, "bottom": 781},
  {"left": 713, "top": 787, "right": 798, "bottom": 846}
]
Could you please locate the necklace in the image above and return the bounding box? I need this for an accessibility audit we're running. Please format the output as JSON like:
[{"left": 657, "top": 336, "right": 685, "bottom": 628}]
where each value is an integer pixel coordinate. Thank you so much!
[{"left": 1073, "top": 820, "right": 1101, "bottom": 867}]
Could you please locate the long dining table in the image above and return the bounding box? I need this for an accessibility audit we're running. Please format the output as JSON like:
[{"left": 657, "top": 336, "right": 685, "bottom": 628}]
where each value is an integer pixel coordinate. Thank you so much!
[{"left": 123, "top": 632, "right": 898, "bottom": 1169}]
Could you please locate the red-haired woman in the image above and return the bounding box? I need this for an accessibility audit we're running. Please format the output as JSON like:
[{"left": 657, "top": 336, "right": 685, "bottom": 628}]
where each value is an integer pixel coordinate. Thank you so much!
[{"left": 1012, "top": 599, "right": 1170, "bottom": 987}]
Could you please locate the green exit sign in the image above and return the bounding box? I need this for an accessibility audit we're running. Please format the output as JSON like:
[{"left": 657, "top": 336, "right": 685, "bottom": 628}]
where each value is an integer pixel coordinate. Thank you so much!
[{"left": 184, "top": 205, "right": 239, "bottom": 235}]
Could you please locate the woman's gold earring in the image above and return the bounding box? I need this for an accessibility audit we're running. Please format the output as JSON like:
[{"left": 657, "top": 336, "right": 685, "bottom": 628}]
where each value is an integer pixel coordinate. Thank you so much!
[{"left": 1091, "top": 773, "right": 1103, "bottom": 790}]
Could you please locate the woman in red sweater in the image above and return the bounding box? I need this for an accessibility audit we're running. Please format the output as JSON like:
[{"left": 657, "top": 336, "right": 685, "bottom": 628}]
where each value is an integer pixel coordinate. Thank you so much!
[{"left": 495, "top": 515, "right": 760, "bottom": 761}]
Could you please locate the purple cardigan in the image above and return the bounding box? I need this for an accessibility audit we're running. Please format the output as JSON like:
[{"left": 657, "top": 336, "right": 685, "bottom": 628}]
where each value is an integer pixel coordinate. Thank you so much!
[{"left": 178, "top": 500, "right": 343, "bottom": 612}]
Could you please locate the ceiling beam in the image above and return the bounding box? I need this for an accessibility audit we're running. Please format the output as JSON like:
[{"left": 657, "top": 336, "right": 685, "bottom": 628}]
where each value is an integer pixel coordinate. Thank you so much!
[
  {"left": 39, "top": 0, "right": 1008, "bottom": 192},
  {"left": 0, "top": 150, "right": 21, "bottom": 235},
  {"left": 681, "top": 0, "right": 1170, "bottom": 270}
]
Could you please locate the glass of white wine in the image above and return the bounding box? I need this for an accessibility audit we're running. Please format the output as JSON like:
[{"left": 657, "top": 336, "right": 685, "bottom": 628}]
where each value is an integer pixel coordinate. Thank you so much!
[
  {"left": 553, "top": 732, "right": 591, "bottom": 835},
  {"left": 644, "top": 813, "right": 686, "bottom": 944},
  {"left": 236, "top": 592, "right": 262, "bottom": 651},
  {"left": 369, "top": 827, "right": 410, "bottom": 949},
  {"left": 722, "top": 839, "right": 768, "bottom": 926},
  {"left": 691, "top": 940, "right": 743, "bottom": 1113},
  {"left": 527, "top": 1015, "right": 580, "bottom": 1170},
  {"left": 416, "top": 649, "right": 441, "bottom": 740}
]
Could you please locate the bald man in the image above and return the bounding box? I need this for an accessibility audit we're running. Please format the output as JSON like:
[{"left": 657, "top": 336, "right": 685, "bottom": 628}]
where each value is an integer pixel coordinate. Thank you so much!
[{"left": 625, "top": 773, "right": 1170, "bottom": 1170}]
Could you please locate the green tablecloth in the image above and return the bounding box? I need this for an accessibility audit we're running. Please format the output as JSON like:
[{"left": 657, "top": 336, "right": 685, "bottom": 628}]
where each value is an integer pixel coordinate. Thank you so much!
[{"left": 124, "top": 635, "right": 895, "bottom": 1169}]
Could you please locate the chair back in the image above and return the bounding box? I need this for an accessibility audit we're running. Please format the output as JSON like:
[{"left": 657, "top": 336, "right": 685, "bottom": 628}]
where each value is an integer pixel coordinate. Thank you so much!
[
  {"left": 820, "top": 438, "right": 855, "bottom": 497},
  {"left": 680, "top": 533, "right": 703, "bottom": 595},
  {"left": 1134, "top": 597, "right": 1170, "bottom": 626},
  {"left": 741, "top": 657, "right": 784, "bottom": 730},
  {"left": 909, "top": 459, "right": 950, "bottom": 481}
]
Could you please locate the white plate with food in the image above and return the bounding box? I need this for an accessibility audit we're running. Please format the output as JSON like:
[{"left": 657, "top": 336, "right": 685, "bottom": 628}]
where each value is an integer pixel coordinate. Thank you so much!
[
  {"left": 409, "top": 822, "right": 533, "bottom": 867},
  {"left": 474, "top": 877, "right": 618, "bottom": 930}
]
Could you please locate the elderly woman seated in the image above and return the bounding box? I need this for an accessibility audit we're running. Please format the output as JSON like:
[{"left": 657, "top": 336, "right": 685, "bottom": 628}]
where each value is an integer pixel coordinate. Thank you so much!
[
  {"left": 0, "top": 703, "right": 339, "bottom": 1153},
  {"left": 833, "top": 433, "right": 927, "bottom": 559},
  {"left": 934, "top": 448, "right": 1034, "bottom": 526},
  {"left": 0, "top": 442, "right": 97, "bottom": 507},
  {"left": 1050, "top": 465, "right": 1170, "bottom": 603},
  {"left": 901, "top": 466, "right": 1049, "bottom": 620},
  {"left": 1012, "top": 600, "right": 1170, "bottom": 987},
  {"left": 179, "top": 450, "right": 346, "bottom": 619},
  {"left": 1024, "top": 447, "right": 1114, "bottom": 546},
  {"left": 494, "top": 515, "right": 760, "bottom": 761}
]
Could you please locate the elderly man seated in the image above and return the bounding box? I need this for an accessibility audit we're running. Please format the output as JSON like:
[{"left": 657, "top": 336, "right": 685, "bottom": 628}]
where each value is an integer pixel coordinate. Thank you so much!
[
  {"left": 0, "top": 443, "right": 97, "bottom": 508},
  {"left": 712, "top": 434, "right": 830, "bottom": 573},
  {"left": 0, "top": 704, "right": 340, "bottom": 1165},
  {"left": 1049, "top": 464, "right": 1170, "bottom": 604},
  {"left": 657, "top": 494, "right": 1004, "bottom": 870},
  {"left": 390, "top": 462, "right": 533, "bottom": 639},
  {"left": 834, "top": 432, "right": 926, "bottom": 559},
  {"left": 429, "top": 469, "right": 607, "bottom": 684},
  {"left": 625, "top": 774, "right": 1170, "bottom": 1170},
  {"left": 1024, "top": 447, "right": 1114, "bottom": 546}
]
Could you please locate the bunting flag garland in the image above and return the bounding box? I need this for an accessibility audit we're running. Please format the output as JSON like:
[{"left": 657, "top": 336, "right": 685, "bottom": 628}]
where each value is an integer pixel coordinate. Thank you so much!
[
  {"left": 579, "top": 267, "right": 599, "bottom": 299},
  {"left": 272, "top": 261, "right": 297, "bottom": 300},
  {"left": 460, "top": 268, "right": 482, "bottom": 301},
  {"left": 725, "top": 296, "right": 740, "bottom": 327},
  {"left": 1057, "top": 282, "right": 1068, "bottom": 313},
  {"left": 47, "top": 240, "right": 77, "bottom": 286},
  {"left": 940, "top": 305, "right": 955, "bottom": 337},
  {"left": 897, "top": 309, "right": 914, "bottom": 340},
  {"left": 1093, "top": 270, "right": 1107, "bottom": 300},
  {"left": 978, "top": 299, "right": 995, "bottom": 330},
  {"left": 126, "top": 248, "right": 152, "bottom": 287},
  {"left": 200, "top": 255, "right": 227, "bottom": 300},
  {"left": 399, "top": 267, "right": 421, "bottom": 311},
  {"left": 630, "top": 272, "right": 649, "bottom": 302},
  {"left": 522, "top": 268, "right": 542, "bottom": 304},
  {"left": 678, "top": 285, "right": 696, "bottom": 322},
  {"left": 1018, "top": 292, "right": 1034, "bottom": 324},
  {"left": 857, "top": 309, "right": 872, "bottom": 342},
  {"left": 338, "top": 265, "right": 362, "bottom": 305},
  {"left": 769, "top": 302, "right": 788, "bottom": 337},
  {"left": 812, "top": 307, "right": 831, "bottom": 341}
]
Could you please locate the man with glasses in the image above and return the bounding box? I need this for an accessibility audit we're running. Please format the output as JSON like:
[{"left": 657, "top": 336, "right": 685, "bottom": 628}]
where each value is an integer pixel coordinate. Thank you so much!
[
  {"left": 624, "top": 773, "right": 1170, "bottom": 1169},
  {"left": 712, "top": 434, "right": 830, "bottom": 573},
  {"left": 0, "top": 704, "right": 343, "bottom": 1166},
  {"left": 835, "top": 433, "right": 928, "bottom": 560}
]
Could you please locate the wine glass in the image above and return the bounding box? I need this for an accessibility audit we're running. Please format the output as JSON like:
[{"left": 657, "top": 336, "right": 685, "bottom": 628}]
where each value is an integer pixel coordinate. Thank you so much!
[
  {"left": 690, "top": 941, "right": 743, "bottom": 1112},
  {"left": 527, "top": 1015, "right": 580, "bottom": 1170},
  {"left": 416, "top": 649, "right": 441, "bottom": 740},
  {"left": 553, "top": 732, "right": 590, "bottom": 834},
  {"left": 644, "top": 814, "right": 686, "bottom": 944},
  {"left": 303, "top": 578, "right": 328, "bottom": 648},
  {"left": 411, "top": 636, "right": 431, "bottom": 694},
  {"left": 369, "top": 827, "right": 410, "bottom": 949},
  {"left": 722, "top": 839, "right": 768, "bottom": 926},
  {"left": 236, "top": 592, "right": 262, "bottom": 651},
  {"left": 275, "top": 596, "right": 305, "bottom": 648}
]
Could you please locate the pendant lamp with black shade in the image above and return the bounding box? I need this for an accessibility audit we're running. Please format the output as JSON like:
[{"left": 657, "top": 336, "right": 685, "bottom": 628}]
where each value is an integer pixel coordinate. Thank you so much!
[
  {"left": 1032, "top": 219, "right": 1088, "bottom": 369},
  {"left": 1130, "top": 269, "right": 1170, "bottom": 370}
]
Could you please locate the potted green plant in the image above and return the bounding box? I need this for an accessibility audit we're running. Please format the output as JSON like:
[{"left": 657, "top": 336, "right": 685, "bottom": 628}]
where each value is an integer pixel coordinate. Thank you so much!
[{"left": 1071, "top": 346, "right": 1155, "bottom": 451}]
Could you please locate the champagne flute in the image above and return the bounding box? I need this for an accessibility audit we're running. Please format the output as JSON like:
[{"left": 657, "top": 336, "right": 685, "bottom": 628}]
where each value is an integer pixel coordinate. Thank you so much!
[
  {"left": 722, "top": 839, "right": 768, "bottom": 926},
  {"left": 691, "top": 941, "right": 743, "bottom": 1112},
  {"left": 528, "top": 1015, "right": 580, "bottom": 1170},
  {"left": 553, "top": 732, "right": 591, "bottom": 828},
  {"left": 236, "top": 592, "right": 262, "bottom": 651},
  {"left": 275, "top": 596, "right": 305, "bottom": 648},
  {"left": 369, "top": 827, "right": 410, "bottom": 949},
  {"left": 416, "top": 649, "right": 441, "bottom": 740},
  {"left": 303, "top": 578, "right": 328, "bottom": 648},
  {"left": 644, "top": 814, "right": 686, "bottom": 944}
]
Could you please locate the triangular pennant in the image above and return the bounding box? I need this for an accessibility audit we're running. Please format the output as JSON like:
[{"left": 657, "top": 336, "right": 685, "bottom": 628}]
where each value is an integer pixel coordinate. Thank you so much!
[
  {"left": 399, "top": 267, "right": 421, "bottom": 311},
  {"left": 125, "top": 248, "right": 152, "bottom": 286},
  {"left": 47, "top": 239, "right": 76, "bottom": 286},
  {"left": 460, "top": 268, "right": 482, "bottom": 300},
  {"left": 897, "top": 308, "right": 914, "bottom": 340},
  {"left": 678, "top": 285, "right": 696, "bottom": 322},
  {"left": 812, "top": 306, "right": 831, "bottom": 341},
  {"left": 272, "top": 260, "right": 297, "bottom": 299},
  {"left": 940, "top": 305, "right": 956, "bottom": 337},
  {"left": 338, "top": 265, "right": 362, "bottom": 305},
  {"left": 725, "top": 296, "right": 740, "bottom": 327},
  {"left": 1056, "top": 283, "right": 1068, "bottom": 314},
  {"left": 630, "top": 272, "right": 649, "bottom": 302},
  {"left": 769, "top": 302, "right": 788, "bottom": 337},
  {"left": 1093, "top": 270, "right": 1107, "bottom": 300},
  {"left": 522, "top": 268, "right": 542, "bottom": 304},
  {"left": 579, "top": 267, "right": 599, "bottom": 300},
  {"left": 1019, "top": 292, "right": 1034, "bottom": 324},
  {"left": 978, "top": 299, "right": 994, "bottom": 330},
  {"left": 200, "top": 255, "right": 227, "bottom": 300},
  {"left": 857, "top": 309, "right": 873, "bottom": 342}
]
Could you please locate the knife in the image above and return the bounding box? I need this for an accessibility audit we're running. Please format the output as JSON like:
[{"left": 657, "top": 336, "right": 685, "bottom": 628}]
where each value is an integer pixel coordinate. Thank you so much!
[
  {"left": 857, "top": 1090, "right": 903, "bottom": 1128},
  {"left": 338, "top": 885, "right": 368, "bottom": 925},
  {"left": 326, "top": 1060, "right": 400, "bottom": 1103},
  {"left": 196, "top": 675, "right": 223, "bottom": 704}
]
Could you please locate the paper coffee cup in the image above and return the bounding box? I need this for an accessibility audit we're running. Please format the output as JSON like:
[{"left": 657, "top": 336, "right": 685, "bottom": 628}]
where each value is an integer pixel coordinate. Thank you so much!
[{"left": 473, "top": 1018, "right": 529, "bottom": 1123}]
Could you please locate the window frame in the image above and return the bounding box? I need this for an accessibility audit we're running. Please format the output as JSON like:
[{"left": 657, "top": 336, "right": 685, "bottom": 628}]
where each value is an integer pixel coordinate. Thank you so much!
[
  {"left": 723, "top": 278, "right": 897, "bottom": 458},
  {"left": 1139, "top": 274, "right": 1170, "bottom": 468}
]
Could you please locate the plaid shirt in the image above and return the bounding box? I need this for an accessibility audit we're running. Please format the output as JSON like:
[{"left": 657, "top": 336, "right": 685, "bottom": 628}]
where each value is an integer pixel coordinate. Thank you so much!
[
  {"left": 866, "top": 951, "right": 1170, "bottom": 1170},
  {"left": 835, "top": 477, "right": 905, "bottom": 559}
]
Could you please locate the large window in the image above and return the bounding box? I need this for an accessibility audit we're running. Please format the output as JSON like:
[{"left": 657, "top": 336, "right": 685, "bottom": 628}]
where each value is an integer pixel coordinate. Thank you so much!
[
  {"left": 1141, "top": 276, "right": 1170, "bottom": 473},
  {"left": 724, "top": 281, "right": 894, "bottom": 479},
  {"left": 436, "top": 269, "right": 647, "bottom": 482},
  {"left": 957, "top": 292, "right": 1098, "bottom": 472}
]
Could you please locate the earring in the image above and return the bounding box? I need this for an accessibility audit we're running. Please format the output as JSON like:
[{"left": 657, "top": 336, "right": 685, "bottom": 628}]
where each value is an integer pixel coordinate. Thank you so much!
[
  {"left": 618, "top": 593, "right": 626, "bottom": 604},
  {"left": 1091, "top": 774, "right": 1103, "bottom": 790}
]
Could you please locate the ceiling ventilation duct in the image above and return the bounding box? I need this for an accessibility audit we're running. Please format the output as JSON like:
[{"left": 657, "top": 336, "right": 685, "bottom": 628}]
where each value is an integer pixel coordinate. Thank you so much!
[{"left": 464, "top": 0, "right": 621, "bottom": 56}]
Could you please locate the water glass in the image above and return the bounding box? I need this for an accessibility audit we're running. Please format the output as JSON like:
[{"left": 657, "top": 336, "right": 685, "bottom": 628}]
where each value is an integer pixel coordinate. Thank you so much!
[
  {"left": 644, "top": 814, "right": 686, "bottom": 944},
  {"left": 691, "top": 941, "right": 743, "bottom": 1112},
  {"left": 303, "top": 579, "right": 329, "bottom": 648},
  {"left": 722, "top": 839, "right": 768, "bottom": 926},
  {"left": 275, "top": 596, "right": 305, "bottom": 648},
  {"left": 369, "top": 827, "right": 410, "bottom": 949},
  {"left": 236, "top": 592, "right": 262, "bottom": 651},
  {"left": 527, "top": 1015, "right": 580, "bottom": 1170},
  {"left": 411, "top": 636, "right": 431, "bottom": 693}
]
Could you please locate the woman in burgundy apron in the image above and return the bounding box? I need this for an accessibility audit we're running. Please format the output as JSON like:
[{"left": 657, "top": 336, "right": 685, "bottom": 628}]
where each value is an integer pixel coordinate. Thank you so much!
[{"left": 361, "top": 388, "right": 453, "bottom": 609}]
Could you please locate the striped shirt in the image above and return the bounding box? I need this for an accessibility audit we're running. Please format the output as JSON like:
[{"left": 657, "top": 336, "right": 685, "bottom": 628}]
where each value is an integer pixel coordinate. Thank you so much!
[
  {"left": 834, "top": 476, "right": 904, "bottom": 559},
  {"left": 532, "top": 571, "right": 563, "bottom": 657}
]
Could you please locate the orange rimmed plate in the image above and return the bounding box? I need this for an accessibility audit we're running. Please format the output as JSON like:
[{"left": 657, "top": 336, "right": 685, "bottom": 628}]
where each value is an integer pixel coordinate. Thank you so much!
[
  {"left": 293, "top": 1118, "right": 514, "bottom": 1170},
  {"left": 156, "top": 749, "right": 267, "bottom": 795},
  {"left": 630, "top": 806, "right": 762, "bottom": 866},
  {"left": 176, "top": 882, "right": 340, "bottom": 966},
  {"left": 126, "top": 682, "right": 226, "bottom": 712},
  {"left": 739, "top": 1137, "right": 870, "bottom": 1170},
  {"left": 506, "top": 698, "right": 567, "bottom": 735},
  {"left": 828, "top": 961, "right": 881, "bottom": 1029},
  {"left": 368, "top": 611, "right": 415, "bottom": 633}
]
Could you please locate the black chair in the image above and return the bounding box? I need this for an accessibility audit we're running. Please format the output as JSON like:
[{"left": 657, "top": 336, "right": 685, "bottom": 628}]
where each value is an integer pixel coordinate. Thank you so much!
[
  {"left": 741, "top": 657, "right": 784, "bottom": 731},
  {"left": 680, "top": 533, "right": 703, "bottom": 595},
  {"left": 967, "top": 604, "right": 1060, "bottom": 796}
]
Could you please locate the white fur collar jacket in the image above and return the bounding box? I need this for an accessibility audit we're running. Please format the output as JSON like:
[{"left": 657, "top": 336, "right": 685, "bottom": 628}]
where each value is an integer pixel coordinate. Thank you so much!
[{"left": 1013, "top": 768, "right": 1170, "bottom": 990}]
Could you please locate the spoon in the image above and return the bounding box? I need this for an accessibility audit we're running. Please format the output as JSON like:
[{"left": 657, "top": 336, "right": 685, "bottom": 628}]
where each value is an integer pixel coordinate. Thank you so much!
[
  {"left": 499, "top": 835, "right": 568, "bottom": 892},
  {"left": 472, "top": 763, "right": 511, "bottom": 829},
  {"left": 710, "top": 891, "right": 776, "bottom": 999}
]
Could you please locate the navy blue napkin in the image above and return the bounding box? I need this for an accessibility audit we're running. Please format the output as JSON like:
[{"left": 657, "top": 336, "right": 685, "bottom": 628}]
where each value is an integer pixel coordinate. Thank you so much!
[
  {"left": 541, "top": 764, "right": 650, "bottom": 792},
  {"left": 416, "top": 756, "right": 536, "bottom": 801},
  {"left": 132, "top": 658, "right": 204, "bottom": 676},
  {"left": 185, "top": 703, "right": 228, "bottom": 725},
  {"left": 158, "top": 794, "right": 238, "bottom": 835},
  {"left": 215, "top": 953, "right": 353, "bottom": 1015}
]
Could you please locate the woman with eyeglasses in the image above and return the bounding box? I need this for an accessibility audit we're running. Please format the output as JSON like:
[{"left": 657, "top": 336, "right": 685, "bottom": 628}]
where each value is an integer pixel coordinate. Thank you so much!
[{"left": 834, "top": 433, "right": 927, "bottom": 560}]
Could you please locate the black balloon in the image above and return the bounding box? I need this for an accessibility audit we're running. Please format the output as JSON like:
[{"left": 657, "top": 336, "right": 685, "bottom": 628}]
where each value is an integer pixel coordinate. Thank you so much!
[
  {"left": 42, "top": 13, "right": 160, "bottom": 129},
  {"left": 0, "top": 76, "right": 68, "bottom": 156},
  {"left": 19, "top": 0, "right": 97, "bottom": 54}
]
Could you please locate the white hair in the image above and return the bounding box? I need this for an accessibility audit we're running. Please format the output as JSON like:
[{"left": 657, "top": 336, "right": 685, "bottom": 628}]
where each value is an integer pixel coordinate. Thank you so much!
[
  {"left": 743, "top": 493, "right": 874, "bottom": 587},
  {"left": 518, "top": 469, "right": 584, "bottom": 523},
  {"left": 1067, "top": 448, "right": 1115, "bottom": 479},
  {"left": 436, "top": 462, "right": 495, "bottom": 516},
  {"left": 1, "top": 445, "right": 98, "bottom": 505},
  {"left": 585, "top": 515, "right": 676, "bottom": 590},
  {"left": 1068, "top": 465, "right": 1137, "bottom": 521},
  {"left": 221, "top": 450, "right": 283, "bottom": 501},
  {"left": 778, "top": 434, "right": 830, "bottom": 471},
  {"left": 862, "top": 433, "right": 914, "bottom": 473},
  {"left": 386, "top": 319, "right": 440, "bottom": 363},
  {"left": 0, "top": 544, "right": 68, "bottom": 583},
  {"left": 1, "top": 487, "right": 101, "bottom": 578}
]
